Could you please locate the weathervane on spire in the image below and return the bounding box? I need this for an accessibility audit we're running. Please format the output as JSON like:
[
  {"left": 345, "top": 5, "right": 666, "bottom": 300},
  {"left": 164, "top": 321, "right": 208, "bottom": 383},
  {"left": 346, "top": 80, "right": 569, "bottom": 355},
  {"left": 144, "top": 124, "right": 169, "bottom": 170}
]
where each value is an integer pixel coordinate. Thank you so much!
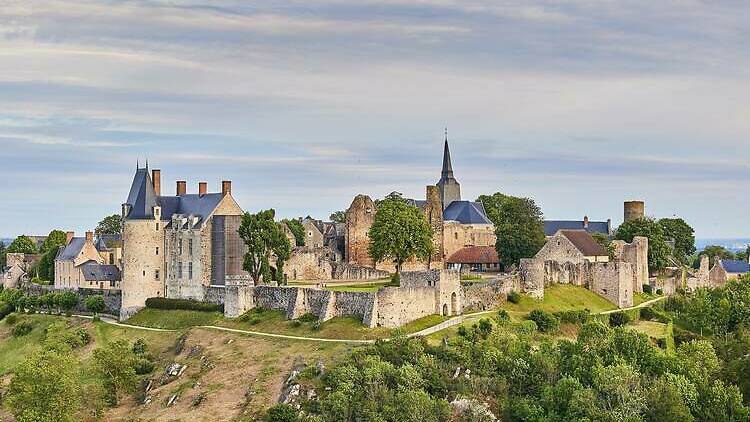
[{"left": 445, "top": 126, "right": 448, "bottom": 141}]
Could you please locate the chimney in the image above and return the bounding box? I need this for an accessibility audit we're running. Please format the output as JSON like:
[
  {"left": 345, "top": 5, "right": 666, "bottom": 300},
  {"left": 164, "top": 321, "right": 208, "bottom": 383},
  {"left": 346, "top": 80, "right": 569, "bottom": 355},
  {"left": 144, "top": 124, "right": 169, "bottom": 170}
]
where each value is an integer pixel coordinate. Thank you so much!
[
  {"left": 199, "top": 182, "right": 207, "bottom": 197},
  {"left": 66, "top": 231, "right": 74, "bottom": 244},
  {"left": 222, "top": 180, "right": 232, "bottom": 196},
  {"left": 151, "top": 169, "right": 161, "bottom": 196},
  {"left": 583, "top": 215, "right": 589, "bottom": 229},
  {"left": 176, "top": 180, "right": 187, "bottom": 196},
  {"left": 85, "top": 231, "right": 93, "bottom": 243},
  {"left": 607, "top": 219, "right": 612, "bottom": 235}
]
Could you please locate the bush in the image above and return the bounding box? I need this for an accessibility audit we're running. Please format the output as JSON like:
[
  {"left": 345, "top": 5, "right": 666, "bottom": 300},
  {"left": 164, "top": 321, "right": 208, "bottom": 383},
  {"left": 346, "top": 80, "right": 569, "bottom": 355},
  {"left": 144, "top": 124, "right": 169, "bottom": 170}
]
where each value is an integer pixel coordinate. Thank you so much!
[
  {"left": 528, "top": 309, "right": 560, "bottom": 333},
  {"left": 516, "top": 320, "right": 537, "bottom": 335},
  {"left": 656, "top": 289, "right": 663, "bottom": 295},
  {"left": 642, "top": 284, "right": 652, "bottom": 294},
  {"left": 608, "top": 312, "right": 632, "bottom": 327},
  {"left": 297, "top": 313, "right": 317, "bottom": 323},
  {"left": 311, "top": 320, "right": 322, "bottom": 331},
  {"left": 390, "top": 273, "right": 401, "bottom": 285},
  {"left": 673, "top": 327, "right": 701, "bottom": 346},
  {"left": 132, "top": 338, "right": 148, "bottom": 355},
  {"left": 496, "top": 309, "right": 510, "bottom": 324},
  {"left": 85, "top": 295, "right": 106, "bottom": 315},
  {"left": 265, "top": 403, "right": 299, "bottom": 422},
  {"left": 5, "top": 313, "right": 17, "bottom": 325},
  {"left": 0, "top": 301, "right": 14, "bottom": 321},
  {"left": 144, "top": 297, "right": 223, "bottom": 313},
  {"left": 134, "top": 358, "right": 155, "bottom": 375},
  {"left": 554, "top": 309, "right": 590, "bottom": 325},
  {"left": 640, "top": 307, "right": 656, "bottom": 321},
  {"left": 12, "top": 321, "right": 33, "bottom": 337},
  {"left": 507, "top": 291, "right": 521, "bottom": 304}
]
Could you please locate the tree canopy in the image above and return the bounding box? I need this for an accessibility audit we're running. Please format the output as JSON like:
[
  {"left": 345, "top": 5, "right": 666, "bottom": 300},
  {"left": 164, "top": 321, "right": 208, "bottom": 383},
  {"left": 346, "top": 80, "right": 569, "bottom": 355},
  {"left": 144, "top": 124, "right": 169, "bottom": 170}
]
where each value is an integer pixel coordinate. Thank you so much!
[
  {"left": 239, "top": 209, "right": 292, "bottom": 285},
  {"left": 329, "top": 210, "right": 346, "bottom": 224},
  {"left": 658, "top": 218, "right": 696, "bottom": 265},
  {"left": 368, "top": 197, "right": 434, "bottom": 273},
  {"left": 36, "top": 230, "right": 69, "bottom": 281},
  {"left": 95, "top": 214, "right": 122, "bottom": 236},
  {"left": 615, "top": 217, "right": 671, "bottom": 272},
  {"left": 478, "top": 192, "right": 546, "bottom": 268},
  {"left": 0, "top": 240, "right": 6, "bottom": 269},
  {"left": 281, "top": 218, "right": 305, "bottom": 247},
  {"left": 6, "top": 349, "right": 82, "bottom": 422},
  {"left": 7, "top": 235, "right": 38, "bottom": 254},
  {"left": 697, "top": 245, "right": 737, "bottom": 268}
]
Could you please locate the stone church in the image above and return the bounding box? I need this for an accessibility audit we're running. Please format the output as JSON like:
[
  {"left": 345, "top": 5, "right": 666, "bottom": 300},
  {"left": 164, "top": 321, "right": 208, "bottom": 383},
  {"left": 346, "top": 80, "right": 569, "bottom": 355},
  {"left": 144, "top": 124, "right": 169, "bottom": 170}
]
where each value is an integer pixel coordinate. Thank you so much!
[{"left": 345, "top": 134, "right": 499, "bottom": 273}]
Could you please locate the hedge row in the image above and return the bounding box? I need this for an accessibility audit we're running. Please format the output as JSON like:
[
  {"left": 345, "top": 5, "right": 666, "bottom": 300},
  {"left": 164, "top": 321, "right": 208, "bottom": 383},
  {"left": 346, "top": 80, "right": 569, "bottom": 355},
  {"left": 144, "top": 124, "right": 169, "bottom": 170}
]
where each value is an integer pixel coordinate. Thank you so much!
[{"left": 144, "top": 297, "right": 223, "bottom": 313}]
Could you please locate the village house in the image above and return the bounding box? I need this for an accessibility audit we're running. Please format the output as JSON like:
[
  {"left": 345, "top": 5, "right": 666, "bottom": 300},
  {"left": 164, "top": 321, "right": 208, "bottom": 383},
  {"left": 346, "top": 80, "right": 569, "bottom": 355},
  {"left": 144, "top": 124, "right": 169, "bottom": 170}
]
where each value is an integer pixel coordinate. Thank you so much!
[{"left": 54, "top": 231, "right": 110, "bottom": 289}]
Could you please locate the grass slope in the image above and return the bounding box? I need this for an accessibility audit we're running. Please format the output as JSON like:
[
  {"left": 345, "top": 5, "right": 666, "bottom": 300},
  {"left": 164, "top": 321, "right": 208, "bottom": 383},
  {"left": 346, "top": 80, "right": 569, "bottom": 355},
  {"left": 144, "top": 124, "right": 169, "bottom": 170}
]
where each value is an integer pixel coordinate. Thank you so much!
[{"left": 503, "top": 284, "right": 617, "bottom": 314}]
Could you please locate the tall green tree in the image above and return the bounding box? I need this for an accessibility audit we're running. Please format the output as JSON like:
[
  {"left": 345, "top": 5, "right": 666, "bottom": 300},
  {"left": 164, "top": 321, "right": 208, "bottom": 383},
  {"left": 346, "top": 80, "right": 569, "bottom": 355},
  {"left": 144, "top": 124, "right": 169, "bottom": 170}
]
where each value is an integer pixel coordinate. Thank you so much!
[
  {"left": 95, "top": 214, "right": 122, "bottom": 236},
  {"left": 615, "top": 217, "right": 671, "bottom": 272},
  {"left": 282, "top": 218, "right": 305, "bottom": 246},
  {"left": 6, "top": 349, "right": 82, "bottom": 422},
  {"left": 368, "top": 198, "right": 434, "bottom": 274},
  {"left": 0, "top": 240, "right": 6, "bottom": 269},
  {"left": 85, "top": 295, "right": 106, "bottom": 316},
  {"left": 329, "top": 210, "right": 346, "bottom": 223},
  {"left": 658, "top": 218, "right": 696, "bottom": 265},
  {"left": 37, "top": 229, "right": 68, "bottom": 281},
  {"left": 478, "top": 193, "right": 546, "bottom": 268},
  {"left": 7, "top": 235, "right": 38, "bottom": 254},
  {"left": 239, "top": 209, "right": 292, "bottom": 285}
]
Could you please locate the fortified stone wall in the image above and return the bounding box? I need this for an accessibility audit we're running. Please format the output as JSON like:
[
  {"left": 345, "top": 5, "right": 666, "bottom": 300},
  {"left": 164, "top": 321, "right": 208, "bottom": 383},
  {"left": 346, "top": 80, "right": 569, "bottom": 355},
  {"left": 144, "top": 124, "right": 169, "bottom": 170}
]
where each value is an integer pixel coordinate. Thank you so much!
[
  {"left": 376, "top": 286, "right": 436, "bottom": 328},
  {"left": 589, "top": 262, "right": 633, "bottom": 308},
  {"left": 442, "top": 222, "right": 496, "bottom": 262},
  {"left": 461, "top": 276, "right": 517, "bottom": 312},
  {"left": 284, "top": 247, "right": 335, "bottom": 280},
  {"left": 542, "top": 261, "right": 590, "bottom": 287},
  {"left": 18, "top": 283, "right": 122, "bottom": 317},
  {"left": 331, "top": 262, "right": 390, "bottom": 280},
  {"left": 709, "top": 261, "right": 728, "bottom": 287},
  {"left": 519, "top": 259, "right": 544, "bottom": 299}
]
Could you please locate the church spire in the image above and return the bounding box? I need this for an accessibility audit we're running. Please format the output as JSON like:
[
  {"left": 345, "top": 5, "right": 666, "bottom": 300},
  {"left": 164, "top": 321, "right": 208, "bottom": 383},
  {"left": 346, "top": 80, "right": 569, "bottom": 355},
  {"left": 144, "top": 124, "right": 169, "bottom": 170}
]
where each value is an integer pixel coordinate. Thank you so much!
[{"left": 441, "top": 128, "right": 454, "bottom": 178}]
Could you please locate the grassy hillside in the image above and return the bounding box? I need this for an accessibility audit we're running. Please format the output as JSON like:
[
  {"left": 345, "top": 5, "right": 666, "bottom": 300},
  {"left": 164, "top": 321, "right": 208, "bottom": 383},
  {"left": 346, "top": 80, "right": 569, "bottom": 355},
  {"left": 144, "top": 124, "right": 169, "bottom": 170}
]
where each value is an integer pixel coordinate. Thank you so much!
[{"left": 503, "top": 284, "right": 617, "bottom": 314}]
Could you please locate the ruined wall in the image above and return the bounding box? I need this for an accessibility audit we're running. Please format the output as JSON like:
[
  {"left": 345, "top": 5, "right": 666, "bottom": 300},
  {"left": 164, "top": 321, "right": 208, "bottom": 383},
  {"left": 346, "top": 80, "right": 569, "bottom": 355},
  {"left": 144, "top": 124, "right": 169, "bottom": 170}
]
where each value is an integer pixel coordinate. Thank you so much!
[
  {"left": 425, "top": 186, "right": 445, "bottom": 268},
  {"left": 331, "top": 262, "right": 390, "bottom": 280},
  {"left": 376, "top": 286, "right": 437, "bottom": 328},
  {"left": 345, "top": 195, "right": 376, "bottom": 267},
  {"left": 519, "top": 259, "right": 544, "bottom": 299},
  {"left": 461, "top": 276, "right": 516, "bottom": 312},
  {"left": 710, "top": 261, "right": 728, "bottom": 287},
  {"left": 542, "top": 261, "right": 590, "bottom": 287},
  {"left": 443, "top": 222, "right": 496, "bottom": 262},
  {"left": 284, "top": 247, "right": 335, "bottom": 280},
  {"left": 612, "top": 236, "right": 648, "bottom": 294},
  {"left": 589, "top": 262, "right": 633, "bottom": 308}
]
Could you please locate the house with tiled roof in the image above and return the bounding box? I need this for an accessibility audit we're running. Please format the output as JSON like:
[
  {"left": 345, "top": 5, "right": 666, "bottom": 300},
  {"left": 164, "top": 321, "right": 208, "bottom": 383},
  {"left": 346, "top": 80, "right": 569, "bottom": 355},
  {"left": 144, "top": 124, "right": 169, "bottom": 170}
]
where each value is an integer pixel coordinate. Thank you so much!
[
  {"left": 54, "top": 231, "right": 106, "bottom": 289},
  {"left": 120, "top": 165, "right": 246, "bottom": 319},
  {"left": 543, "top": 216, "right": 612, "bottom": 237},
  {"left": 446, "top": 246, "right": 500, "bottom": 272},
  {"left": 535, "top": 229, "right": 610, "bottom": 264}
]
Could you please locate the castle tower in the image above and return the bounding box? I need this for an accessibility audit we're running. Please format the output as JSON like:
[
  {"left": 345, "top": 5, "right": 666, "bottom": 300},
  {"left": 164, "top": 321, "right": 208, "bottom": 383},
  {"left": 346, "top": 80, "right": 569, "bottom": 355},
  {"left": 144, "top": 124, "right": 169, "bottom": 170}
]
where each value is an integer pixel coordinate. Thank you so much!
[
  {"left": 624, "top": 201, "right": 645, "bottom": 222},
  {"left": 436, "top": 130, "right": 461, "bottom": 210}
]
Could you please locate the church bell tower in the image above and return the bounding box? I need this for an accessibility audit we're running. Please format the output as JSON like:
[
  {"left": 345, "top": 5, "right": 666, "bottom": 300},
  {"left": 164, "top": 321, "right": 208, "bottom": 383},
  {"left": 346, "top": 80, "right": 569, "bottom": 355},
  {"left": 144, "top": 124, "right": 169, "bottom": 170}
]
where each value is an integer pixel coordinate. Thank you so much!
[{"left": 436, "top": 129, "right": 461, "bottom": 209}]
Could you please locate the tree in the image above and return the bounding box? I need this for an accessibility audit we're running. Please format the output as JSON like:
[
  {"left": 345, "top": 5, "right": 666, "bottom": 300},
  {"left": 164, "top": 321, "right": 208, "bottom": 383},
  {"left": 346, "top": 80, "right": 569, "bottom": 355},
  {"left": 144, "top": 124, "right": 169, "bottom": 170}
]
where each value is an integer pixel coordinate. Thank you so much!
[
  {"left": 58, "top": 291, "right": 78, "bottom": 314},
  {"left": 92, "top": 339, "right": 139, "bottom": 405},
  {"left": 239, "top": 209, "right": 292, "bottom": 285},
  {"left": 85, "top": 295, "right": 106, "bottom": 315},
  {"left": 6, "top": 349, "right": 82, "bottom": 422},
  {"left": 592, "top": 232, "right": 615, "bottom": 259},
  {"left": 658, "top": 218, "right": 696, "bottom": 265},
  {"left": 615, "top": 217, "right": 671, "bottom": 272},
  {"left": 282, "top": 218, "right": 305, "bottom": 247},
  {"left": 478, "top": 192, "right": 546, "bottom": 268},
  {"left": 95, "top": 214, "right": 122, "bottom": 236},
  {"left": 7, "top": 235, "right": 38, "bottom": 254},
  {"left": 329, "top": 210, "right": 346, "bottom": 224},
  {"left": 697, "top": 245, "right": 735, "bottom": 268},
  {"left": 37, "top": 229, "right": 68, "bottom": 281},
  {"left": 367, "top": 198, "right": 434, "bottom": 273},
  {"left": 0, "top": 240, "right": 6, "bottom": 268}
]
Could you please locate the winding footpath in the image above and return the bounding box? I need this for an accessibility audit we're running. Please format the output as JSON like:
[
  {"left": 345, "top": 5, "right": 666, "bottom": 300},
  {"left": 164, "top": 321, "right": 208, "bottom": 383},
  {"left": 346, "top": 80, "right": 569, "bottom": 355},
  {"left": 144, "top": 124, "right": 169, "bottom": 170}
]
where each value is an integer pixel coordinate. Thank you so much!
[{"left": 73, "top": 295, "right": 668, "bottom": 344}]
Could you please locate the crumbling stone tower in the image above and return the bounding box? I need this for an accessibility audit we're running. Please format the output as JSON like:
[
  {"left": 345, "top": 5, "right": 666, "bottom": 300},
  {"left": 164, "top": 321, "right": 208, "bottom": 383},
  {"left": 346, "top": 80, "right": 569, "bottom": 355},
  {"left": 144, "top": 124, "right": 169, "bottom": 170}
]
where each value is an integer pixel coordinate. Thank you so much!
[
  {"left": 624, "top": 201, "right": 645, "bottom": 222},
  {"left": 424, "top": 185, "right": 444, "bottom": 269},
  {"left": 345, "top": 194, "right": 376, "bottom": 268}
]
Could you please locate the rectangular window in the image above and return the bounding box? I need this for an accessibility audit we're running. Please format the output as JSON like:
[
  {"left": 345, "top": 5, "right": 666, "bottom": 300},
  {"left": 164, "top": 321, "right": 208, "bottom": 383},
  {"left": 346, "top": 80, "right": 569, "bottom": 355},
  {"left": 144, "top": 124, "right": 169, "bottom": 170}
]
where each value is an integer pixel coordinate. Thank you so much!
[
  {"left": 155, "top": 269, "right": 160, "bottom": 280},
  {"left": 156, "top": 247, "right": 159, "bottom": 255},
  {"left": 178, "top": 262, "right": 183, "bottom": 278},
  {"left": 178, "top": 238, "right": 183, "bottom": 255},
  {"left": 156, "top": 223, "right": 159, "bottom": 231},
  {"left": 188, "top": 262, "right": 193, "bottom": 280},
  {"left": 189, "top": 239, "right": 193, "bottom": 256}
]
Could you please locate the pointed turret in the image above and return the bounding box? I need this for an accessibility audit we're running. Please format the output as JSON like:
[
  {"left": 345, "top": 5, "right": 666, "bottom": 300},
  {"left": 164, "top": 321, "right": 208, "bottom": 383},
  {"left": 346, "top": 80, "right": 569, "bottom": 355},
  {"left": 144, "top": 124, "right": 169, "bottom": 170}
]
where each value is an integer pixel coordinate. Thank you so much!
[{"left": 436, "top": 129, "right": 461, "bottom": 209}]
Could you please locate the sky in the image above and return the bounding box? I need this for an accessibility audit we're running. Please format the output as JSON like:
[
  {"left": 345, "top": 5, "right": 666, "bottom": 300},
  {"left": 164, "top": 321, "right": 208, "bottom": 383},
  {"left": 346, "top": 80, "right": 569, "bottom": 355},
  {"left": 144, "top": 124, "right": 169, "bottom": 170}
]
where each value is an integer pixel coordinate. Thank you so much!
[{"left": 0, "top": 0, "right": 748, "bottom": 239}]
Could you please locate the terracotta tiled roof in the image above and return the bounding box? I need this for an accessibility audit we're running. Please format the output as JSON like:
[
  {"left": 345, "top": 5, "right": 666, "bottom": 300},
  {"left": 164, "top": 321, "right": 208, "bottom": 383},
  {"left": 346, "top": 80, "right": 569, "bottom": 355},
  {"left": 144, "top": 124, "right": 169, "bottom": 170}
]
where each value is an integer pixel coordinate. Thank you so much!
[
  {"left": 559, "top": 230, "right": 608, "bottom": 256},
  {"left": 447, "top": 246, "right": 499, "bottom": 264}
]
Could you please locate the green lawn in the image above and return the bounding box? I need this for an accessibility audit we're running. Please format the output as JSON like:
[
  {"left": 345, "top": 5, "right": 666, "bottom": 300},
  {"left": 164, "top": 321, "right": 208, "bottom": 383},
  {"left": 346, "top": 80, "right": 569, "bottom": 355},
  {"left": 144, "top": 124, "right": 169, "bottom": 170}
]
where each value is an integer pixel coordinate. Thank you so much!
[
  {"left": 124, "top": 308, "right": 223, "bottom": 330},
  {"left": 634, "top": 292, "right": 660, "bottom": 306},
  {"left": 503, "top": 284, "right": 617, "bottom": 314},
  {"left": 629, "top": 320, "right": 668, "bottom": 338},
  {"left": 0, "top": 314, "right": 62, "bottom": 375}
]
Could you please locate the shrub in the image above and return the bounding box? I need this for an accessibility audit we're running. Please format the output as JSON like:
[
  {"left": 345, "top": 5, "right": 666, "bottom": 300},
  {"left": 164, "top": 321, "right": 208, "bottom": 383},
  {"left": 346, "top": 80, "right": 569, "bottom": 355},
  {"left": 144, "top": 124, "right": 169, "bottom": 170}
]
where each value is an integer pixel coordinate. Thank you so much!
[
  {"left": 132, "top": 338, "right": 148, "bottom": 355},
  {"left": 642, "top": 284, "right": 653, "bottom": 294},
  {"left": 507, "top": 291, "right": 521, "bottom": 304},
  {"left": 0, "top": 301, "right": 14, "bottom": 321},
  {"left": 457, "top": 326, "right": 470, "bottom": 338},
  {"left": 311, "top": 320, "right": 322, "bottom": 331},
  {"left": 528, "top": 309, "right": 559, "bottom": 333},
  {"left": 144, "top": 297, "right": 223, "bottom": 313},
  {"left": 477, "top": 318, "right": 493, "bottom": 338},
  {"left": 265, "top": 403, "right": 299, "bottom": 422},
  {"left": 134, "top": 358, "right": 155, "bottom": 375},
  {"left": 673, "top": 327, "right": 701, "bottom": 346},
  {"left": 12, "top": 321, "right": 33, "bottom": 337},
  {"left": 640, "top": 307, "right": 656, "bottom": 321},
  {"left": 85, "top": 295, "right": 106, "bottom": 315},
  {"left": 656, "top": 289, "right": 663, "bottom": 295},
  {"left": 390, "top": 273, "right": 401, "bottom": 285},
  {"left": 608, "top": 312, "right": 632, "bottom": 327},
  {"left": 496, "top": 309, "right": 510, "bottom": 324},
  {"left": 298, "top": 313, "right": 317, "bottom": 323},
  {"left": 554, "top": 309, "right": 590, "bottom": 325},
  {"left": 5, "top": 313, "right": 17, "bottom": 325},
  {"left": 516, "top": 320, "right": 537, "bottom": 335},
  {"left": 289, "top": 320, "right": 302, "bottom": 328}
]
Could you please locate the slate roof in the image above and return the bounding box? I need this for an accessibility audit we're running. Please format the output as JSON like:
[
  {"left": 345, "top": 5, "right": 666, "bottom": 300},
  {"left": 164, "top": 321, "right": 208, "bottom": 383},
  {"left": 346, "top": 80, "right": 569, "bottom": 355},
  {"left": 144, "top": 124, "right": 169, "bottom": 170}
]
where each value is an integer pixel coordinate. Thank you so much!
[
  {"left": 56, "top": 238, "right": 86, "bottom": 261},
  {"left": 720, "top": 259, "right": 750, "bottom": 274},
  {"left": 559, "top": 230, "right": 608, "bottom": 257},
  {"left": 124, "top": 168, "right": 226, "bottom": 228},
  {"left": 447, "top": 246, "right": 499, "bottom": 264},
  {"left": 544, "top": 220, "right": 610, "bottom": 237},
  {"left": 99, "top": 234, "right": 122, "bottom": 249},
  {"left": 443, "top": 201, "right": 493, "bottom": 225},
  {"left": 81, "top": 263, "right": 121, "bottom": 282}
]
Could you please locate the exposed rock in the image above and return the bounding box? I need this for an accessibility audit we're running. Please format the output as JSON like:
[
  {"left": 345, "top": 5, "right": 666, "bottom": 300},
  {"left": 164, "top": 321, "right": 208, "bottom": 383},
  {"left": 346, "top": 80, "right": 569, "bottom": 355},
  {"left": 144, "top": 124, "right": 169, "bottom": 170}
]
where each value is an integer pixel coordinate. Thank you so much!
[
  {"left": 167, "top": 394, "right": 179, "bottom": 407},
  {"left": 452, "top": 367, "right": 461, "bottom": 379},
  {"left": 187, "top": 345, "right": 203, "bottom": 357},
  {"left": 141, "top": 395, "right": 152, "bottom": 405},
  {"left": 192, "top": 392, "right": 207, "bottom": 407},
  {"left": 451, "top": 397, "right": 497, "bottom": 421}
]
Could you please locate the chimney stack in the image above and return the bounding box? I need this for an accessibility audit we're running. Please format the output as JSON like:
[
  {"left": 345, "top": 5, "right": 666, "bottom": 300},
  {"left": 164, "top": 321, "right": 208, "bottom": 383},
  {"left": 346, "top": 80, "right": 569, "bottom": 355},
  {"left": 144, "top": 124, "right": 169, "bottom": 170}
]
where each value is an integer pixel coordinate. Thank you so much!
[
  {"left": 66, "top": 231, "right": 74, "bottom": 244},
  {"left": 176, "top": 180, "right": 187, "bottom": 196},
  {"left": 199, "top": 182, "right": 207, "bottom": 197},
  {"left": 85, "top": 231, "right": 93, "bottom": 243},
  {"left": 151, "top": 169, "right": 161, "bottom": 196},
  {"left": 583, "top": 215, "right": 589, "bottom": 229},
  {"left": 222, "top": 180, "right": 232, "bottom": 196}
]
